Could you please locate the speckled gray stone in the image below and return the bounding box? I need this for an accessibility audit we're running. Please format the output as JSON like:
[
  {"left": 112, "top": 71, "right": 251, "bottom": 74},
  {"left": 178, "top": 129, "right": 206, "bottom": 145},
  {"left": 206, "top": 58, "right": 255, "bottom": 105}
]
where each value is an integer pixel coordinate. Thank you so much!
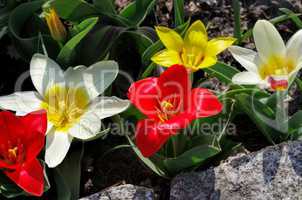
[
  {"left": 170, "top": 140, "right": 302, "bottom": 200},
  {"left": 80, "top": 184, "right": 154, "bottom": 200}
]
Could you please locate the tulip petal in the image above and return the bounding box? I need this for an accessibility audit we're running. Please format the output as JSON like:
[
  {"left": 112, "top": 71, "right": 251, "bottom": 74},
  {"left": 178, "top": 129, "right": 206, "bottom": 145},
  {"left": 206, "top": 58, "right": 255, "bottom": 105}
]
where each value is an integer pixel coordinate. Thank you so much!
[
  {"left": 206, "top": 37, "right": 236, "bottom": 56},
  {"left": 83, "top": 61, "right": 119, "bottom": 100},
  {"left": 0, "top": 92, "right": 42, "bottom": 113},
  {"left": 128, "top": 77, "right": 160, "bottom": 119},
  {"left": 188, "top": 88, "right": 223, "bottom": 118},
  {"left": 232, "top": 71, "right": 262, "bottom": 85},
  {"left": 184, "top": 20, "right": 208, "bottom": 48},
  {"left": 155, "top": 26, "right": 184, "bottom": 51},
  {"left": 91, "top": 96, "right": 130, "bottom": 119},
  {"left": 45, "top": 130, "right": 73, "bottom": 168},
  {"left": 21, "top": 111, "right": 47, "bottom": 162},
  {"left": 197, "top": 56, "right": 217, "bottom": 69},
  {"left": 253, "top": 20, "right": 286, "bottom": 60},
  {"left": 286, "top": 29, "right": 302, "bottom": 64},
  {"left": 5, "top": 159, "right": 44, "bottom": 197},
  {"left": 30, "top": 54, "right": 65, "bottom": 96},
  {"left": 158, "top": 65, "right": 190, "bottom": 109},
  {"left": 64, "top": 65, "right": 86, "bottom": 88},
  {"left": 151, "top": 50, "right": 182, "bottom": 67},
  {"left": 228, "top": 46, "right": 260, "bottom": 73},
  {"left": 135, "top": 119, "right": 171, "bottom": 157},
  {"left": 68, "top": 110, "right": 101, "bottom": 140}
]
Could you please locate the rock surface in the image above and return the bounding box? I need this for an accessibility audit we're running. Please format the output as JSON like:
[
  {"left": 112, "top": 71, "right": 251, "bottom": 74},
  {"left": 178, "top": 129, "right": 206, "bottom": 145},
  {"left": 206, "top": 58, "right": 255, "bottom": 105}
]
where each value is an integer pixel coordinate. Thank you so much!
[
  {"left": 170, "top": 140, "right": 302, "bottom": 200},
  {"left": 80, "top": 184, "right": 154, "bottom": 200}
]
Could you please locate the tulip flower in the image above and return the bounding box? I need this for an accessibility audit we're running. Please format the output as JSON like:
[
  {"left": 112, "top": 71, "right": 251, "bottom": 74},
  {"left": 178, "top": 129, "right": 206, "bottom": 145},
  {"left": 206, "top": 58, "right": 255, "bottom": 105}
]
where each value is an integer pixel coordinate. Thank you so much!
[
  {"left": 151, "top": 20, "right": 236, "bottom": 72},
  {"left": 0, "top": 111, "right": 47, "bottom": 196},
  {"left": 128, "top": 65, "right": 223, "bottom": 157},
  {"left": 229, "top": 20, "right": 302, "bottom": 91},
  {"left": 44, "top": 8, "right": 67, "bottom": 43},
  {"left": 0, "top": 54, "right": 130, "bottom": 168}
]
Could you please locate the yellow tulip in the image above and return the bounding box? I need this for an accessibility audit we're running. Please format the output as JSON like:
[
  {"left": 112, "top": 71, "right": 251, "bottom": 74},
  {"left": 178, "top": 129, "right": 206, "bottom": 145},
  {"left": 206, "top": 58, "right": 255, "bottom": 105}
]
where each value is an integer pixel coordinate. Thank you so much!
[
  {"left": 151, "top": 20, "right": 236, "bottom": 71},
  {"left": 45, "top": 8, "right": 67, "bottom": 43}
]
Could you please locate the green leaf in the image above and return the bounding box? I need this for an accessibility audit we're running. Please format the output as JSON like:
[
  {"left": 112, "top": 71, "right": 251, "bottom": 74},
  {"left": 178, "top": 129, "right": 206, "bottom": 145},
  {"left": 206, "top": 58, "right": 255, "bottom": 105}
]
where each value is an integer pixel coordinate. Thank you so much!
[
  {"left": 52, "top": 0, "right": 98, "bottom": 22},
  {"left": 120, "top": 0, "right": 156, "bottom": 27},
  {"left": 125, "top": 29, "right": 154, "bottom": 56},
  {"left": 296, "top": 78, "right": 302, "bottom": 92},
  {"left": 163, "top": 145, "right": 221, "bottom": 174},
  {"left": 203, "top": 62, "right": 243, "bottom": 88},
  {"left": 289, "top": 111, "right": 302, "bottom": 140},
  {"left": 54, "top": 143, "right": 84, "bottom": 200},
  {"left": 280, "top": 8, "right": 302, "bottom": 29},
  {"left": 57, "top": 17, "right": 98, "bottom": 66},
  {"left": 232, "top": 0, "right": 242, "bottom": 44},
  {"left": 235, "top": 93, "right": 285, "bottom": 143},
  {"left": 93, "top": 0, "right": 116, "bottom": 15},
  {"left": 8, "top": 0, "right": 59, "bottom": 60},
  {"left": 76, "top": 25, "right": 125, "bottom": 65},
  {"left": 173, "top": 0, "right": 184, "bottom": 26},
  {"left": 126, "top": 136, "right": 168, "bottom": 177}
]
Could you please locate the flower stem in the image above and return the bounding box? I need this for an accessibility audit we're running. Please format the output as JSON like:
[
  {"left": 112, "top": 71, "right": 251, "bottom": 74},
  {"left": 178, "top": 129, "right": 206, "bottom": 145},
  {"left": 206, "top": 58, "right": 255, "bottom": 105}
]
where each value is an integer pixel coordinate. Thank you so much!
[{"left": 276, "top": 91, "right": 289, "bottom": 138}]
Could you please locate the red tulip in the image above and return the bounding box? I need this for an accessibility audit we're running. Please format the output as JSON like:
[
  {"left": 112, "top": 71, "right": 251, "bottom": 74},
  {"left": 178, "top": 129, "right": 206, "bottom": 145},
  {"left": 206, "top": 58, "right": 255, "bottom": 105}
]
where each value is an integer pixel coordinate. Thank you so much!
[
  {"left": 128, "top": 65, "right": 223, "bottom": 157},
  {"left": 0, "top": 111, "right": 47, "bottom": 196}
]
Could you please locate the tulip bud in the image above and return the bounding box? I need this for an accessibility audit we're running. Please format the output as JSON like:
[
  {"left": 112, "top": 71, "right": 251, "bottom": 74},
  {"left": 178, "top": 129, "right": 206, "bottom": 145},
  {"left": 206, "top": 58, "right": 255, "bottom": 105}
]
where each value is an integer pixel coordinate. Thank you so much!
[{"left": 44, "top": 8, "right": 67, "bottom": 44}]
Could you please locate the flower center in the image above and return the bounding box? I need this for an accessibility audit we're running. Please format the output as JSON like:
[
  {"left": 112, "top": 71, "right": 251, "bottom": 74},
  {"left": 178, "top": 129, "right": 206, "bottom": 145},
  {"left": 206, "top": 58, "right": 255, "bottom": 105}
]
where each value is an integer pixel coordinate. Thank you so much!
[
  {"left": 181, "top": 47, "right": 204, "bottom": 71},
  {"left": 0, "top": 140, "right": 24, "bottom": 165},
  {"left": 156, "top": 100, "right": 178, "bottom": 123},
  {"left": 41, "top": 84, "right": 90, "bottom": 132},
  {"left": 259, "top": 55, "right": 296, "bottom": 80}
]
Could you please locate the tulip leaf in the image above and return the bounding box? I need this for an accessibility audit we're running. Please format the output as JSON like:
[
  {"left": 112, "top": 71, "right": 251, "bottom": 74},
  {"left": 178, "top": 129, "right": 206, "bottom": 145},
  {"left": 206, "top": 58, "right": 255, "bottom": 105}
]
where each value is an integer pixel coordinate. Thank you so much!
[
  {"left": 174, "top": 0, "right": 185, "bottom": 26},
  {"left": 120, "top": 0, "right": 156, "bottom": 27},
  {"left": 8, "top": 0, "right": 59, "bottom": 60},
  {"left": 280, "top": 8, "right": 302, "bottom": 29},
  {"left": 289, "top": 111, "right": 302, "bottom": 140},
  {"left": 203, "top": 62, "right": 243, "bottom": 88},
  {"left": 52, "top": 0, "right": 98, "bottom": 22},
  {"left": 54, "top": 143, "right": 84, "bottom": 200},
  {"left": 163, "top": 145, "right": 221, "bottom": 174},
  {"left": 76, "top": 25, "right": 126, "bottom": 66},
  {"left": 93, "top": 0, "right": 116, "bottom": 15},
  {"left": 57, "top": 17, "right": 98, "bottom": 67},
  {"left": 126, "top": 136, "right": 168, "bottom": 177},
  {"left": 235, "top": 93, "right": 286, "bottom": 144}
]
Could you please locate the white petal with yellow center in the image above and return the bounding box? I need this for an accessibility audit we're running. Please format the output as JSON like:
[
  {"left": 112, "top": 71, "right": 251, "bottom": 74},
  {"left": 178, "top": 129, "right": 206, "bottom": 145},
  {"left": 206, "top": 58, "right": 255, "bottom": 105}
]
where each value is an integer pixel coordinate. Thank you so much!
[
  {"left": 253, "top": 20, "right": 286, "bottom": 61},
  {"left": 45, "top": 128, "right": 73, "bottom": 168},
  {"left": 30, "top": 54, "right": 65, "bottom": 96}
]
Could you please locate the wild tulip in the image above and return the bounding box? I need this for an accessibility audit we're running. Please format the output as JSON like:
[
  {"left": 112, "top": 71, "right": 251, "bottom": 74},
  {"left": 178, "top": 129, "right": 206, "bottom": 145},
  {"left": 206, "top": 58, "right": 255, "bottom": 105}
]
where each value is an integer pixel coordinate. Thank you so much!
[
  {"left": 128, "top": 65, "right": 223, "bottom": 157},
  {"left": 151, "top": 20, "right": 236, "bottom": 71},
  {"left": 0, "top": 111, "right": 47, "bottom": 196},
  {"left": 229, "top": 20, "right": 302, "bottom": 91},
  {"left": 0, "top": 54, "right": 130, "bottom": 168}
]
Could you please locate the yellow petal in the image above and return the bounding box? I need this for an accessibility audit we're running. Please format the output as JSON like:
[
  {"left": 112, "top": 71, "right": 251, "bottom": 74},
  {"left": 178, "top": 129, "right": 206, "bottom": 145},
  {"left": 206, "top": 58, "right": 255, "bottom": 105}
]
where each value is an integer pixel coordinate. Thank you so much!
[
  {"left": 195, "top": 56, "right": 217, "bottom": 70},
  {"left": 206, "top": 37, "right": 236, "bottom": 56},
  {"left": 151, "top": 50, "right": 182, "bottom": 67},
  {"left": 184, "top": 20, "right": 208, "bottom": 49},
  {"left": 155, "top": 26, "right": 184, "bottom": 51}
]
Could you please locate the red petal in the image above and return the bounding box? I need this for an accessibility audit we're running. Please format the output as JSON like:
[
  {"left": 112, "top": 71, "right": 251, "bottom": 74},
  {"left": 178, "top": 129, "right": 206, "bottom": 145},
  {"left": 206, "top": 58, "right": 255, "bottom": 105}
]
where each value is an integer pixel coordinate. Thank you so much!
[
  {"left": 135, "top": 119, "right": 173, "bottom": 157},
  {"left": 128, "top": 77, "right": 161, "bottom": 119},
  {"left": 20, "top": 110, "right": 47, "bottom": 162},
  {"left": 158, "top": 65, "right": 191, "bottom": 110},
  {"left": 187, "top": 88, "right": 223, "bottom": 118},
  {"left": 5, "top": 159, "right": 44, "bottom": 197},
  {"left": 0, "top": 111, "right": 24, "bottom": 143}
]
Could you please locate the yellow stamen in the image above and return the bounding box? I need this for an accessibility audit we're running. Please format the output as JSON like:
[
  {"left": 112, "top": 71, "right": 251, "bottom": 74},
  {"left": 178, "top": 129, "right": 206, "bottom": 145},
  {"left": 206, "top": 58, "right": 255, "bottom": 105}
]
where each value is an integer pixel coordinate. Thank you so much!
[
  {"left": 8, "top": 147, "right": 18, "bottom": 159},
  {"left": 41, "top": 85, "right": 89, "bottom": 132}
]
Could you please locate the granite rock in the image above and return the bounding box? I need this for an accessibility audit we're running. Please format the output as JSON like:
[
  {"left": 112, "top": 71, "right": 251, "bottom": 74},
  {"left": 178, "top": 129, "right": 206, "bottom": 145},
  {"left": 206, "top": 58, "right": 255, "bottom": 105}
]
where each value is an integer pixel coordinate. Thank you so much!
[
  {"left": 80, "top": 184, "right": 154, "bottom": 200},
  {"left": 170, "top": 140, "right": 302, "bottom": 200}
]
